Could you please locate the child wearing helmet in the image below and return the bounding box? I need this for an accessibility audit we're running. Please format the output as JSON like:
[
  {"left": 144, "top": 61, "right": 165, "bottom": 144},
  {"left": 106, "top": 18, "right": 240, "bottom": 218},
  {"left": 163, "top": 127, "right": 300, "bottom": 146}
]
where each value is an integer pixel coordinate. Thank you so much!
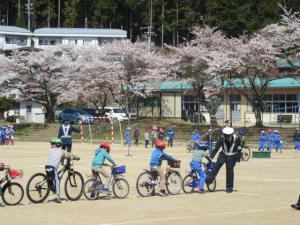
[
  {"left": 157, "top": 128, "right": 164, "bottom": 140},
  {"left": 266, "top": 129, "right": 273, "bottom": 152},
  {"left": 150, "top": 140, "right": 176, "bottom": 196},
  {"left": 45, "top": 138, "right": 79, "bottom": 203},
  {"left": 273, "top": 130, "right": 283, "bottom": 153},
  {"left": 91, "top": 143, "right": 116, "bottom": 194},
  {"left": 190, "top": 137, "right": 212, "bottom": 193},
  {"left": 259, "top": 131, "right": 266, "bottom": 151}
]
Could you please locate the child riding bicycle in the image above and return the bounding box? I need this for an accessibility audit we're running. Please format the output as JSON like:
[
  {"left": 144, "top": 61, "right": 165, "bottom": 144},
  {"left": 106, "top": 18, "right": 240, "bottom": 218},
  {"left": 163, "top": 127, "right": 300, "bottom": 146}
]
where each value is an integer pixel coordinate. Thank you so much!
[
  {"left": 45, "top": 138, "right": 78, "bottom": 203},
  {"left": 150, "top": 140, "right": 177, "bottom": 196},
  {"left": 91, "top": 143, "right": 116, "bottom": 194},
  {"left": 190, "top": 137, "right": 212, "bottom": 193}
]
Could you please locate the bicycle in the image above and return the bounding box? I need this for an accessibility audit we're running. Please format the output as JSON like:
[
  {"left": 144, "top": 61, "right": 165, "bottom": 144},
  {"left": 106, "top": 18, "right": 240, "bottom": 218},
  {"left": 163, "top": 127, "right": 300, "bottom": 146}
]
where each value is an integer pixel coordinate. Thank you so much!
[
  {"left": 26, "top": 158, "right": 83, "bottom": 203},
  {"left": 186, "top": 141, "right": 197, "bottom": 153},
  {"left": 83, "top": 165, "right": 129, "bottom": 200},
  {"left": 241, "top": 146, "right": 251, "bottom": 161},
  {"left": 136, "top": 160, "right": 182, "bottom": 197},
  {"left": 0, "top": 165, "right": 24, "bottom": 205},
  {"left": 182, "top": 162, "right": 216, "bottom": 193}
]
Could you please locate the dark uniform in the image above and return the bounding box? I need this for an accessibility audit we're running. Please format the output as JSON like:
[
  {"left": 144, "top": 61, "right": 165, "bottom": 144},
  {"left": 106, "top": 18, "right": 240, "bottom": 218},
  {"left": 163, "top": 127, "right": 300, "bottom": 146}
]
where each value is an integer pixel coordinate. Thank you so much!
[
  {"left": 58, "top": 124, "right": 80, "bottom": 153},
  {"left": 210, "top": 134, "right": 241, "bottom": 192}
]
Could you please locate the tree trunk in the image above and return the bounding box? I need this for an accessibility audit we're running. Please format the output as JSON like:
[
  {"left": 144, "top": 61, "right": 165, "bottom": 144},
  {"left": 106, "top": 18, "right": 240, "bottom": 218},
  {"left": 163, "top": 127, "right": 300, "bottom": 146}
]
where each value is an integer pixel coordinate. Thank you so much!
[{"left": 254, "top": 106, "right": 263, "bottom": 127}]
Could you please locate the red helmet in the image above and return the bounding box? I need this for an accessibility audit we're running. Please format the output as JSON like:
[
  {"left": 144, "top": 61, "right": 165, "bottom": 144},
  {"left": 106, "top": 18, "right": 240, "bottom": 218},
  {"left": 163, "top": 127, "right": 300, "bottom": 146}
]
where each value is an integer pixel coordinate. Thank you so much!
[
  {"left": 155, "top": 140, "right": 166, "bottom": 150},
  {"left": 267, "top": 129, "right": 272, "bottom": 133},
  {"left": 100, "top": 143, "right": 111, "bottom": 152},
  {"left": 159, "top": 128, "right": 164, "bottom": 132}
]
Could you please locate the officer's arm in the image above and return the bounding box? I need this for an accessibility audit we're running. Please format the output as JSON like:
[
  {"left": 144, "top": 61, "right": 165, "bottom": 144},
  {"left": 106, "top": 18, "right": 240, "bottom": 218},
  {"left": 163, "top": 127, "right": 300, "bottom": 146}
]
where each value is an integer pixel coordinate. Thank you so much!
[
  {"left": 210, "top": 138, "right": 222, "bottom": 159},
  {"left": 58, "top": 127, "right": 63, "bottom": 138},
  {"left": 72, "top": 126, "right": 81, "bottom": 133}
]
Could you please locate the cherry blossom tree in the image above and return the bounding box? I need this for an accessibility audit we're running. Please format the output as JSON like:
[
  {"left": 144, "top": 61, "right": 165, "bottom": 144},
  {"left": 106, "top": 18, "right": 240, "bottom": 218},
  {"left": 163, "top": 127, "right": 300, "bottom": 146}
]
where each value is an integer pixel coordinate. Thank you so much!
[
  {"left": 3, "top": 47, "right": 80, "bottom": 122},
  {"left": 167, "top": 26, "right": 231, "bottom": 124},
  {"left": 93, "top": 40, "right": 173, "bottom": 112},
  {"left": 223, "top": 7, "right": 300, "bottom": 127}
]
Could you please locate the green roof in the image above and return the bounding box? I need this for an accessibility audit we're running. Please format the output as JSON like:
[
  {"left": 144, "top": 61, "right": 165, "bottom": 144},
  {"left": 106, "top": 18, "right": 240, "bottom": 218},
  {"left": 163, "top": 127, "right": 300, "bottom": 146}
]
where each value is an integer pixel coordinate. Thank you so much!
[
  {"left": 277, "top": 59, "right": 300, "bottom": 68},
  {"left": 159, "top": 80, "right": 192, "bottom": 91},
  {"left": 224, "top": 77, "right": 300, "bottom": 89}
]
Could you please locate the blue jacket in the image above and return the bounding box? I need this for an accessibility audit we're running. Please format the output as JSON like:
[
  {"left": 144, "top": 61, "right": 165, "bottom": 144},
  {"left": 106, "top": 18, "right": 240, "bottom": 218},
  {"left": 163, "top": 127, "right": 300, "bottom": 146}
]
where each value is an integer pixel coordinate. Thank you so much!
[
  {"left": 167, "top": 130, "right": 175, "bottom": 139},
  {"left": 150, "top": 148, "right": 175, "bottom": 167},
  {"left": 125, "top": 130, "right": 131, "bottom": 140},
  {"left": 273, "top": 134, "right": 281, "bottom": 143},
  {"left": 92, "top": 148, "right": 115, "bottom": 167},
  {"left": 192, "top": 133, "right": 201, "bottom": 141},
  {"left": 259, "top": 134, "right": 266, "bottom": 142}
]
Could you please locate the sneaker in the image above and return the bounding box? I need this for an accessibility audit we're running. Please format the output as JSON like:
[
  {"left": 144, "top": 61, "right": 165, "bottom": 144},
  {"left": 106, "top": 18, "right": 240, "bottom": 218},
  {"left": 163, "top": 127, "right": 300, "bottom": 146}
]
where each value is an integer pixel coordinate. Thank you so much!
[
  {"left": 90, "top": 192, "right": 95, "bottom": 198},
  {"left": 158, "top": 190, "right": 168, "bottom": 197},
  {"left": 54, "top": 194, "right": 62, "bottom": 203},
  {"left": 291, "top": 204, "right": 300, "bottom": 210}
]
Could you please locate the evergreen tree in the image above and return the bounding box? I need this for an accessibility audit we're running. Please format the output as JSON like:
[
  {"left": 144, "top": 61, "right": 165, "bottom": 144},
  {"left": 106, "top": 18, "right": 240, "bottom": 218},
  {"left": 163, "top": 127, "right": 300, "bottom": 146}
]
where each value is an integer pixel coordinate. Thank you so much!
[{"left": 63, "top": 0, "right": 80, "bottom": 27}]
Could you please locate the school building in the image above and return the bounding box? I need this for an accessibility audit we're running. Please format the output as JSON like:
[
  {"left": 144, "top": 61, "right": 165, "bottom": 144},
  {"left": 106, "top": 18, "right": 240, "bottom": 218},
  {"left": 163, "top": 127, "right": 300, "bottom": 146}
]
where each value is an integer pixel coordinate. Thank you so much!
[{"left": 131, "top": 77, "right": 300, "bottom": 126}]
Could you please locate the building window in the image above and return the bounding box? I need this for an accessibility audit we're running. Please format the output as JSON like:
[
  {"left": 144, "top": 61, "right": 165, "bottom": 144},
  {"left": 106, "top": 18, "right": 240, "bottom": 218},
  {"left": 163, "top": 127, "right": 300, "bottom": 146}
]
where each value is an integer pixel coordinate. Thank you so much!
[
  {"left": 263, "top": 94, "right": 298, "bottom": 113},
  {"left": 143, "top": 96, "right": 161, "bottom": 107},
  {"left": 5, "top": 35, "right": 27, "bottom": 46},
  {"left": 229, "top": 94, "right": 241, "bottom": 112},
  {"left": 98, "top": 38, "right": 113, "bottom": 46},
  {"left": 39, "top": 39, "right": 62, "bottom": 45}
]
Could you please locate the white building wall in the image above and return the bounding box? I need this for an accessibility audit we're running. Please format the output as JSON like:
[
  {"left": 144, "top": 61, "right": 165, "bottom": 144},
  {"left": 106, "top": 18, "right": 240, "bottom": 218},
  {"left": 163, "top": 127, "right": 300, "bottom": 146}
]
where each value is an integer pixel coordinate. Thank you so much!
[
  {"left": 20, "top": 101, "right": 45, "bottom": 124},
  {"left": 0, "top": 35, "right": 4, "bottom": 49}
]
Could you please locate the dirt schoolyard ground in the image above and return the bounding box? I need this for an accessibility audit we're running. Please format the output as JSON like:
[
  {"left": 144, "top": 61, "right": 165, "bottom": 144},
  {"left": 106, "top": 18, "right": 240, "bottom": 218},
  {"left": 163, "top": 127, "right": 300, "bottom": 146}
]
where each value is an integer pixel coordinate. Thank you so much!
[{"left": 0, "top": 142, "right": 300, "bottom": 225}]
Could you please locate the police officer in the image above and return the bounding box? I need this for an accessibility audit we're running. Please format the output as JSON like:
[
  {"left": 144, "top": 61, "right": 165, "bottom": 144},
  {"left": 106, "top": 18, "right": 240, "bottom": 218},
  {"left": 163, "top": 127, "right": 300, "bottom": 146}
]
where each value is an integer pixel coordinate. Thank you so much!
[
  {"left": 210, "top": 126, "right": 241, "bottom": 193},
  {"left": 58, "top": 120, "right": 80, "bottom": 153}
]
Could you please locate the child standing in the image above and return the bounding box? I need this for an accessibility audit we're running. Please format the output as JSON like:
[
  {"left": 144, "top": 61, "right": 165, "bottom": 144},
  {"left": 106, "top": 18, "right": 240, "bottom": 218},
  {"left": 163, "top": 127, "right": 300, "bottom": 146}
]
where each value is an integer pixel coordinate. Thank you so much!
[
  {"left": 273, "top": 130, "right": 283, "bottom": 153},
  {"left": 259, "top": 130, "right": 266, "bottom": 151},
  {"left": 167, "top": 128, "right": 175, "bottom": 147},
  {"left": 124, "top": 127, "right": 131, "bottom": 147},
  {"left": 144, "top": 128, "right": 150, "bottom": 148},
  {"left": 266, "top": 129, "right": 273, "bottom": 152}
]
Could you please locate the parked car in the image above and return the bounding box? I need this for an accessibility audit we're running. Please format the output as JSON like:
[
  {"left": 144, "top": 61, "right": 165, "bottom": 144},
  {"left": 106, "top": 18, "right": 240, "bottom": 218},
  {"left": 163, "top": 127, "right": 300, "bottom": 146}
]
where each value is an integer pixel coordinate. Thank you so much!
[
  {"left": 59, "top": 109, "right": 95, "bottom": 124},
  {"left": 102, "top": 107, "right": 128, "bottom": 122}
]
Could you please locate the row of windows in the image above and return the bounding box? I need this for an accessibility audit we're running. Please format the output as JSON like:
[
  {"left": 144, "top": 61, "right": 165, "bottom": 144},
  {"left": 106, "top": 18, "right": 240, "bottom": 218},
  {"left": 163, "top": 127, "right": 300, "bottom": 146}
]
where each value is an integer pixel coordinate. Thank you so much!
[
  {"left": 38, "top": 38, "right": 114, "bottom": 46},
  {"left": 5, "top": 36, "right": 27, "bottom": 45}
]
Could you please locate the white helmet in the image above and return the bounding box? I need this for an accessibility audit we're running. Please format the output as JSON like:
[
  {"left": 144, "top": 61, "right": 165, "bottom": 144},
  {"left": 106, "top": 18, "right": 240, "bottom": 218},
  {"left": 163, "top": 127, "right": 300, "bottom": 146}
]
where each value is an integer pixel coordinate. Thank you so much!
[{"left": 222, "top": 127, "right": 234, "bottom": 135}]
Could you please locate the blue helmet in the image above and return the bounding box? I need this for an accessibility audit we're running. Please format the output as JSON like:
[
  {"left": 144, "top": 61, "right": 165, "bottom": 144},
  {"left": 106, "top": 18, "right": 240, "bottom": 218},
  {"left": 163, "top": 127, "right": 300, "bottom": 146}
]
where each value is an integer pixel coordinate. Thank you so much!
[{"left": 239, "top": 129, "right": 246, "bottom": 135}]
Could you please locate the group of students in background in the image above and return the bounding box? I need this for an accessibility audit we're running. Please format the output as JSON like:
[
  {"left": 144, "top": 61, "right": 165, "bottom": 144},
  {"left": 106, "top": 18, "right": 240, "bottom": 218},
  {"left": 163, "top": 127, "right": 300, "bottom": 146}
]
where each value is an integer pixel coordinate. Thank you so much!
[
  {"left": 258, "top": 128, "right": 300, "bottom": 152},
  {"left": 258, "top": 129, "right": 283, "bottom": 152},
  {"left": 0, "top": 125, "right": 15, "bottom": 145},
  {"left": 124, "top": 126, "right": 175, "bottom": 149}
]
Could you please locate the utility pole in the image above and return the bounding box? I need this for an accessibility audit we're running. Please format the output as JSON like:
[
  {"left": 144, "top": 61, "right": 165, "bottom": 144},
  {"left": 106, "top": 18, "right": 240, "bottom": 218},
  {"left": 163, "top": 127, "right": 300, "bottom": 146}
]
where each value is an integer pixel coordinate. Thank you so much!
[
  {"left": 161, "top": 1, "right": 164, "bottom": 46},
  {"left": 58, "top": 0, "right": 60, "bottom": 27},
  {"left": 149, "top": 0, "right": 153, "bottom": 52},
  {"left": 176, "top": 1, "right": 178, "bottom": 46},
  {"left": 27, "top": 0, "right": 31, "bottom": 31}
]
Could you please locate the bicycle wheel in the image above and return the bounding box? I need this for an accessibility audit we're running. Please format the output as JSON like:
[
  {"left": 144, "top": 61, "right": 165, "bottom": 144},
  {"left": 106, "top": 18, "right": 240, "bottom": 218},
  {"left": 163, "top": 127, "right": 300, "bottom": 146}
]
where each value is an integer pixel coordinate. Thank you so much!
[
  {"left": 64, "top": 171, "right": 84, "bottom": 201},
  {"left": 182, "top": 174, "right": 195, "bottom": 194},
  {"left": 26, "top": 173, "right": 50, "bottom": 203},
  {"left": 206, "top": 178, "right": 216, "bottom": 192},
  {"left": 241, "top": 147, "right": 251, "bottom": 161},
  {"left": 112, "top": 178, "right": 129, "bottom": 199},
  {"left": 2, "top": 182, "right": 24, "bottom": 205},
  {"left": 83, "top": 178, "right": 100, "bottom": 200},
  {"left": 136, "top": 171, "right": 155, "bottom": 197},
  {"left": 166, "top": 171, "right": 182, "bottom": 195}
]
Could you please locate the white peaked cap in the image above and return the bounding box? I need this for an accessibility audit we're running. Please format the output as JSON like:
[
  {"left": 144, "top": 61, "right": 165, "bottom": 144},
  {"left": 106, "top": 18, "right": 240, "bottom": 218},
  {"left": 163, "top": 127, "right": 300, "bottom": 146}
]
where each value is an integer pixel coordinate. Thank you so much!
[{"left": 222, "top": 127, "right": 234, "bottom": 135}]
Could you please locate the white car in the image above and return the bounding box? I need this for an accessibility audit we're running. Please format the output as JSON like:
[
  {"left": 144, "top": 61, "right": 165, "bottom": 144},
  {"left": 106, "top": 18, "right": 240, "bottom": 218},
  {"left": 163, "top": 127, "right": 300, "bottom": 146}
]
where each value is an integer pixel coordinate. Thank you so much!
[{"left": 103, "top": 107, "right": 128, "bottom": 121}]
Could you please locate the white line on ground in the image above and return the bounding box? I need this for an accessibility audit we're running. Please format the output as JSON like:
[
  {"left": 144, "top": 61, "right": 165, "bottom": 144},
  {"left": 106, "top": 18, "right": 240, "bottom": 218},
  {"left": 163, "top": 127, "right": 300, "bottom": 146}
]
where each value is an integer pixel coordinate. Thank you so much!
[{"left": 98, "top": 207, "right": 288, "bottom": 225}]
